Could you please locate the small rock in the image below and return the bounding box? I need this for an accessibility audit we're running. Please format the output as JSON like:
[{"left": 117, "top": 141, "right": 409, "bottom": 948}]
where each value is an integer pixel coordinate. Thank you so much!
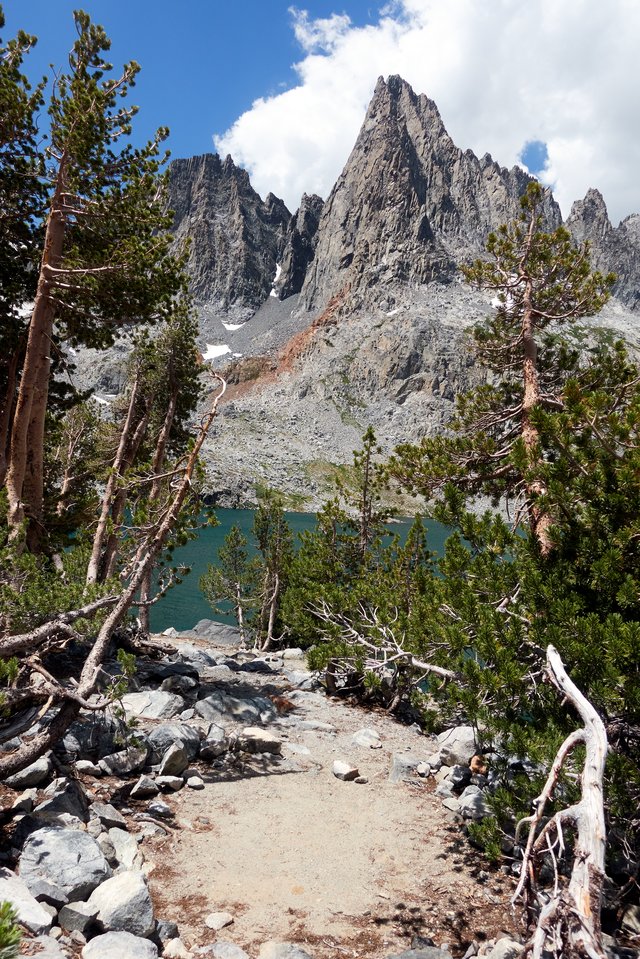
[
  {"left": 385, "top": 949, "right": 451, "bottom": 958},
  {"left": 486, "top": 939, "right": 524, "bottom": 959},
  {"left": 156, "top": 919, "right": 180, "bottom": 942},
  {"left": 424, "top": 752, "right": 442, "bottom": 771},
  {"left": 416, "top": 763, "right": 431, "bottom": 778},
  {"left": 91, "top": 802, "right": 127, "bottom": 830},
  {"left": 354, "top": 776, "right": 369, "bottom": 784},
  {"left": 0, "top": 867, "right": 54, "bottom": 935},
  {"left": 448, "top": 764, "right": 472, "bottom": 788},
  {"left": 437, "top": 725, "right": 477, "bottom": 766},
  {"left": 442, "top": 798, "right": 461, "bottom": 814},
  {"left": 156, "top": 776, "right": 184, "bottom": 792},
  {"left": 5, "top": 754, "right": 53, "bottom": 789},
  {"left": 205, "top": 910, "right": 234, "bottom": 930},
  {"left": 130, "top": 776, "right": 159, "bottom": 800},
  {"left": 37, "top": 777, "right": 89, "bottom": 820},
  {"left": 159, "top": 743, "right": 189, "bottom": 777},
  {"left": 11, "top": 788, "right": 38, "bottom": 814},
  {"left": 434, "top": 781, "right": 455, "bottom": 799},
  {"left": 187, "top": 776, "right": 205, "bottom": 790},
  {"left": 163, "top": 939, "right": 191, "bottom": 959},
  {"left": 58, "top": 900, "right": 100, "bottom": 934},
  {"left": 259, "top": 943, "right": 314, "bottom": 958},
  {"left": 147, "top": 800, "right": 173, "bottom": 818},
  {"left": 82, "top": 930, "right": 158, "bottom": 958},
  {"left": 76, "top": 760, "right": 103, "bottom": 777},
  {"left": 458, "top": 785, "right": 490, "bottom": 820},
  {"left": 97, "top": 833, "right": 118, "bottom": 867},
  {"left": 332, "top": 760, "right": 359, "bottom": 781},
  {"left": 351, "top": 728, "right": 382, "bottom": 748},
  {"left": 237, "top": 727, "right": 282, "bottom": 755}
]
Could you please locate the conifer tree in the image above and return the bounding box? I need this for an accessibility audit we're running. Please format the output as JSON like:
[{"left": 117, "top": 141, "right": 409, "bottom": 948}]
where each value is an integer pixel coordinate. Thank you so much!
[
  {"left": 390, "top": 183, "right": 614, "bottom": 555},
  {"left": 200, "top": 526, "right": 260, "bottom": 646},
  {"left": 4, "top": 10, "right": 185, "bottom": 550}
]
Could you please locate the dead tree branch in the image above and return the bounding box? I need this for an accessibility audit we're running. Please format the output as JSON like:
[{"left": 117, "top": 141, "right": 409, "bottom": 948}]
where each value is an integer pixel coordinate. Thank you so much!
[{"left": 513, "top": 644, "right": 608, "bottom": 959}]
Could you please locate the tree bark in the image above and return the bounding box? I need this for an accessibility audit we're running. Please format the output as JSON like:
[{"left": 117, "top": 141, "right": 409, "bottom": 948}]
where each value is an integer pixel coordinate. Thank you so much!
[
  {"left": 5, "top": 158, "right": 67, "bottom": 548},
  {"left": 520, "top": 223, "right": 553, "bottom": 557},
  {"left": 138, "top": 388, "right": 177, "bottom": 633},
  {"left": 0, "top": 345, "right": 20, "bottom": 487}
]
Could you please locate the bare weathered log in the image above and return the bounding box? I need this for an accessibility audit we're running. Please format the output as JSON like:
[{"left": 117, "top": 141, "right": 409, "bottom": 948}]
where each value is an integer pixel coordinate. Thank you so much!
[{"left": 513, "top": 644, "right": 608, "bottom": 959}]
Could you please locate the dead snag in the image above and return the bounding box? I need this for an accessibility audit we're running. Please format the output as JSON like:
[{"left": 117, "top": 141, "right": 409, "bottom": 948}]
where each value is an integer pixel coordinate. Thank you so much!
[{"left": 513, "top": 644, "right": 608, "bottom": 959}]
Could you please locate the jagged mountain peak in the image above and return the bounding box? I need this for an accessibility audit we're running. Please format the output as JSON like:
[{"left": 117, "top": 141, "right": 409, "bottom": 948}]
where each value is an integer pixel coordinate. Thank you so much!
[
  {"left": 298, "top": 75, "right": 560, "bottom": 315},
  {"left": 167, "top": 152, "right": 290, "bottom": 322}
]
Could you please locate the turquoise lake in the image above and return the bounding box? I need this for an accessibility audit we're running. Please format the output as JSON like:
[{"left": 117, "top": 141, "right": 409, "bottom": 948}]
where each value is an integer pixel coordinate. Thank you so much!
[{"left": 149, "top": 508, "right": 453, "bottom": 633}]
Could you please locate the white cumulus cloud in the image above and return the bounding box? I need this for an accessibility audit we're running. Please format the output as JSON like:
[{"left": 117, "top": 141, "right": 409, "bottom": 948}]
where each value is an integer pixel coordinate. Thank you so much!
[{"left": 214, "top": 0, "right": 640, "bottom": 225}]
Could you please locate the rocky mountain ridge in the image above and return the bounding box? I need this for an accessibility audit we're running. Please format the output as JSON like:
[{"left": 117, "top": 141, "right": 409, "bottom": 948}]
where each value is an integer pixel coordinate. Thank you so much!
[{"left": 77, "top": 76, "right": 640, "bottom": 508}]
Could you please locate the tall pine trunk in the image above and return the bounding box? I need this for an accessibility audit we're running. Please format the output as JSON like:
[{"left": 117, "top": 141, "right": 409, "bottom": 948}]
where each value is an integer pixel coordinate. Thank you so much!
[{"left": 6, "top": 160, "right": 67, "bottom": 548}]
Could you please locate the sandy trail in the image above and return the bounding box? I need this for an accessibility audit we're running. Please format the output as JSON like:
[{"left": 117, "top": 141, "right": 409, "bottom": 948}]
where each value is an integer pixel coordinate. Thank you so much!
[{"left": 145, "top": 650, "right": 516, "bottom": 958}]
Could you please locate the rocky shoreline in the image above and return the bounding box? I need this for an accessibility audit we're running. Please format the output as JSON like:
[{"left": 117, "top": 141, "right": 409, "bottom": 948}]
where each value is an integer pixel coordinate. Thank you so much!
[{"left": 1, "top": 623, "right": 636, "bottom": 958}]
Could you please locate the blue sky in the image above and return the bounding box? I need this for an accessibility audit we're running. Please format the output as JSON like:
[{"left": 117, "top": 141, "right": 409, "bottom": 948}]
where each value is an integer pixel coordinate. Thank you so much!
[
  {"left": 1, "top": 1, "right": 377, "bottom": 161},
  {"left": 3, "top": 1, "right": 639, "bottom": 223}
]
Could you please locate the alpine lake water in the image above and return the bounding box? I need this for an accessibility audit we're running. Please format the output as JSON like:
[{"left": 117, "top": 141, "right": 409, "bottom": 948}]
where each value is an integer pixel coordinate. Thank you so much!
[{"left": 149, "top": 508, "right": 453, "bottom": 633}]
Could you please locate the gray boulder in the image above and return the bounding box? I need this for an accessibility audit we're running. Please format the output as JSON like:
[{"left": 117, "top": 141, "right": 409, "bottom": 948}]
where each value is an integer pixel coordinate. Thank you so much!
[
  {"left": 437, "top": 725, "right": 477, "bottom": 766},
  {"left": 82, "top": 931, "right": 158, "bottom": 958},
  {"left": 130, "top": 776, "right": 159, "bottom": 799},
  {"left": 36, "top": 777, "right": 89, "bottom": 821},
  {"left": 5, "top": 754, "right": 52, "bottom": 789},
  {"left": 147, "top": 723, "right": 201, "bottom": 762},
  {"left": 158, "top": 743, "right": 189, "bottom": 776},
  {"left": 87, "top": 870, "right": 155, "bottom": 938},
  {"left": 0, "top": 867, "right": 54, "bottom": 935},
  {"left": 60, "top": 714, "right": 125, "bottom": 762},
  {"left": 389, "top": 753, "right": 423, "bottom": 784},
  {"left": 20, "top": 827, "right": 111, "bottom": 899},
  {"left": 237, "top": 727, "right": 282, "bottom": 755},
  {"left": 196, "top": 690, "right": 276, "bottom": 724},
  {"left": 90, "top": 802, "right": 127, "bottom": 830},
  {"left": 352, "top": 728, "right": 382, "bottom": 748},
  {"left": 458, "top": 785, "right": 490, "bottom": 820},
  {"left": 29, "top": 878, "right": 69, "bottom": 909},
  {"left": 99, "top": 745, "right": 148, "bottom": 776},
  {"left": 156, "top": 775, "right": 184, "bottom": 792},
  {"left": 120, "top": 691, "right": 185, "bottom": 720},
  {"left": 109, "top": 828, "right": 144, "bottom": 870},
  {"left": 58, "top": 900, "right": 100, "bottom": 934}
]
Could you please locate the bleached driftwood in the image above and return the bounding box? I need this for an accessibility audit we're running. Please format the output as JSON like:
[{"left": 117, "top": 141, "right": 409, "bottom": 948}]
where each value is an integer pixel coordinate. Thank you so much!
[{"left": 513, "top": 644, "right": 608, "bottom": 959}]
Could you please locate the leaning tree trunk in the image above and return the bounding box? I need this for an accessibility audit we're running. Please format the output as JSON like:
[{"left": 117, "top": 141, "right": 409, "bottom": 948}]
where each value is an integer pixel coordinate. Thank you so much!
[{"left": 513, "top": 644, "right": 608, "bottom": 959}]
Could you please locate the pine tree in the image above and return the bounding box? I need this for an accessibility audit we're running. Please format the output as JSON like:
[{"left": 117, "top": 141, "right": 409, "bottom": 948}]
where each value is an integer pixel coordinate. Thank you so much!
[
  {"left": 0, "top": 7, "right": 45, "bottom": 487},
  {"left": 4, "top": 10, "right": 186, "bottom": 550},
  {"left": 390, "top": 182, "right": 614, "bottom": 555},
  {"left": 253, "top": 492, "right": 293, "bottom": 650},
  {"left": 200, "top": 526, "right": 260, "bottom": 646}
]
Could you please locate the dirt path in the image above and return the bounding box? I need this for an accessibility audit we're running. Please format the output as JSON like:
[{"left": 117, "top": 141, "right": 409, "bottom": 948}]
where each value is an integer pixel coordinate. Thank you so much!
[{"left": 144, "top": 645, "right": 516, "bottom": 958}]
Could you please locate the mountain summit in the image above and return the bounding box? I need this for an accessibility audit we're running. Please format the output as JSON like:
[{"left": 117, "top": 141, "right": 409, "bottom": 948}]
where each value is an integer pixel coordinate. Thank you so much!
[{"left": 297, "top": 75, "right": 561, "bottom": 314}]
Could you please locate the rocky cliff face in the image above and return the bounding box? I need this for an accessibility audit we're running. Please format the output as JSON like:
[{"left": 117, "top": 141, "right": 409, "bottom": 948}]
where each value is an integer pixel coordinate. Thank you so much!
[
  {"left": 298, "top": 75, "right": 561, "bottom": 316},
  {"left": 275, "top": 193, "right": 324, "bottom": 299},
  {"left": 566, "top": 188, "right": 640, "bottom": 310},
  {"left": 167, "top": 154, "right": 290, "bottom": 322}
]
